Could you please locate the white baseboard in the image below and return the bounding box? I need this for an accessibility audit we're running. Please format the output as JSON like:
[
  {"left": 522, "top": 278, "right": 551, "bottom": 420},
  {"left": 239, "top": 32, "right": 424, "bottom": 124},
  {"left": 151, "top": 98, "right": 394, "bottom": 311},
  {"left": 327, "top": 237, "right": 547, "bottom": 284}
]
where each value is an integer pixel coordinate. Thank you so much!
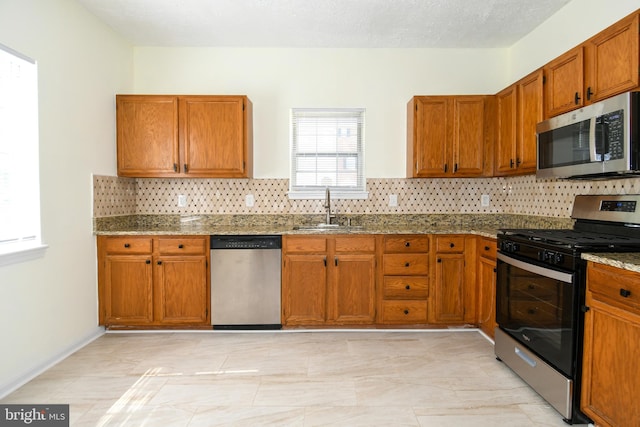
[{"left": 0, "top": 327, "right": 105, "bottom": 399}]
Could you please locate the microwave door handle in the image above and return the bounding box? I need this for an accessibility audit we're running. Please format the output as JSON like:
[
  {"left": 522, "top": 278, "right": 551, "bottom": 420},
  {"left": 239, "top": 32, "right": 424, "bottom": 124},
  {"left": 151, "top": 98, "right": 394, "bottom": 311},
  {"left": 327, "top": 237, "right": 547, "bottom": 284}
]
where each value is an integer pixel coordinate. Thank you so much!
[{"left": 589, "top": 118, "right": 600, "bottom": 162}]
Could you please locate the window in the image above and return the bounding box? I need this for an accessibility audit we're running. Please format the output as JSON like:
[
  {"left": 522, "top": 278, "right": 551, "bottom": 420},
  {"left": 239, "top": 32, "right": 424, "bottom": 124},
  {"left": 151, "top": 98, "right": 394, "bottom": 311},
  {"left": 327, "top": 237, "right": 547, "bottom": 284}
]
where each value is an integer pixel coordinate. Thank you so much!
[
  {"left": 0, "top": 43, "right": 46, "bottom": 266},
  {"left": 289, "top": 108, "right": 367, "bottom": 199}
]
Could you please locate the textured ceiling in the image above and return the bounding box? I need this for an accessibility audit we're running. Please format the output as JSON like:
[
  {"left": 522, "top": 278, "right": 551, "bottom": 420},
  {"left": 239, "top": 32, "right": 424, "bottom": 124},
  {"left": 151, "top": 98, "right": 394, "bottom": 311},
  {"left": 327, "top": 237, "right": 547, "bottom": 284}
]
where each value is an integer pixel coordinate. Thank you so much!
[{"left": 78, "top": 0, "right": 572, "bottom": 48}]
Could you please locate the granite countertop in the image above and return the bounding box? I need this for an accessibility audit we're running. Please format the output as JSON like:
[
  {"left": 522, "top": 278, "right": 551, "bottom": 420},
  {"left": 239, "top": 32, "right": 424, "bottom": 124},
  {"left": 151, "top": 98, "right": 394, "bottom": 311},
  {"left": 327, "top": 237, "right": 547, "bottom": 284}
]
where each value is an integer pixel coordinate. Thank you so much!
[
  {"left": 93, "top": 213, "right": 575, "bottom": 240},
  {"left": 582, "top": 252, "right": 640, "bottom": 274}
]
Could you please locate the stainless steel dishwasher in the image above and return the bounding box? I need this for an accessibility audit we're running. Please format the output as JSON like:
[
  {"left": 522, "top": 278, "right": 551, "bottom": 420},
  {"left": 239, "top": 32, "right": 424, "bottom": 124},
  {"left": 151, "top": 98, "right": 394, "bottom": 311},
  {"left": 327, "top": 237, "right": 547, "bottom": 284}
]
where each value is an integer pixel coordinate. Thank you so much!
[{"left": 210, "top": 235, "right": 282, "bottom": 329}]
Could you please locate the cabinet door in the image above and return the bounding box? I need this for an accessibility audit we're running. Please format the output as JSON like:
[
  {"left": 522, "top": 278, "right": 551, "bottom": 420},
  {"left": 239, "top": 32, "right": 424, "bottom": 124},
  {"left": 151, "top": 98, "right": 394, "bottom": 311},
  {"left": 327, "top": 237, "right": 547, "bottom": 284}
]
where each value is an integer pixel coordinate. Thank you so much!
[
  {"left": 330, "top": 254, "right": 376, "bottom": 324},
  {"left": 452, "top": 96, "right": 485, "bottom": 176},
  {"left": 581, "top": 296, "right": 640, "bottom": 425},
  {"left": 477, "top": 255, "right": 497, "bottom": 338},
  {"left": 433, "top": 253, "right": 466, "bottom": 323},
  {"left": 586, "top": 13, "right": 639, "bottom": 103},
  {"left": 116, "top": 95, "right": 179, "bottom": 177},
  {"left": 545, "top": 46, "right": 585, "bottom": 117},
  {"left": 103, "top": 255, "right": 154, "bottom": 325},
  {"left": 282, "top": 254, "right": 327, "bottom": 325},
  {"left": 495, "top": 85, "right": 517, "bottom": 175},
  {"left": 410, "top": 97, "right": 450, "bottom": 177},
  {"left": 516, "top": 70, "right": 543, "bottom": 174},
  {"left": 179, "top": 96, "right": 248, "bottom": 177},
  {"left": 155, "top": 256, "right": 209, "bottom": 325}
]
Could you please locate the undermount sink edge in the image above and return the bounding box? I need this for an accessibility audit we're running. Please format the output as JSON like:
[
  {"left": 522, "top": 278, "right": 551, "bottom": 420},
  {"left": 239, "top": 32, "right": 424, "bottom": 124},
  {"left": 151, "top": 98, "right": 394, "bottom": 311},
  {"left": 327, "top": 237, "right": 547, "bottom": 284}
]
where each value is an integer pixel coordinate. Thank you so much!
[{"left": 293, "top": 224, "right": 364, "bottom": 231}]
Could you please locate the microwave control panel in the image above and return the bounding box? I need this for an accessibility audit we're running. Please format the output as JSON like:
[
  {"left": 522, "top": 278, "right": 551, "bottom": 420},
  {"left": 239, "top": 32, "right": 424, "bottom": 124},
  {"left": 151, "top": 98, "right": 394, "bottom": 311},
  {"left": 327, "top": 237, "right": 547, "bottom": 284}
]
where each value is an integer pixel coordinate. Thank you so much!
[{"left": 596, "top": 109, "right": 624, "bottom": 160}]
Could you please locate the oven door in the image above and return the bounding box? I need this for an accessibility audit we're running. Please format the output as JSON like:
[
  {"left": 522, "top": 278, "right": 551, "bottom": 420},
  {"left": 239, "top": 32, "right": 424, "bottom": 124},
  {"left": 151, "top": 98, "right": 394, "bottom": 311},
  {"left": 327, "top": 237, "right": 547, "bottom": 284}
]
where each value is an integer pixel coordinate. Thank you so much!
[{"left": 496, "top": 252, "right": 576, "bottom": 377}]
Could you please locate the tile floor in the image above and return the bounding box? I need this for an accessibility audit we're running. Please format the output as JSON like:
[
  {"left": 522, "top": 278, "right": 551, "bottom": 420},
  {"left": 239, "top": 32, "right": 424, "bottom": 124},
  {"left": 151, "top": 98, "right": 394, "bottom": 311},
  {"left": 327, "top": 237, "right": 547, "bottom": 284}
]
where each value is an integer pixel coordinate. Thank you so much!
[{"left": 1, "top": 330, "right": 572, "bottom": 426}]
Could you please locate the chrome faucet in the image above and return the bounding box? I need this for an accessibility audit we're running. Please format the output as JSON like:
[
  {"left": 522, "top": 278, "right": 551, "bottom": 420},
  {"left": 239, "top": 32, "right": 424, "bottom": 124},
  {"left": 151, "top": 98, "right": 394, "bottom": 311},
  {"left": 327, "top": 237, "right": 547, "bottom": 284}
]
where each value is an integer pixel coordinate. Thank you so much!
[{"left": 324, "top": 187, "right": 334, "bottom": 225}]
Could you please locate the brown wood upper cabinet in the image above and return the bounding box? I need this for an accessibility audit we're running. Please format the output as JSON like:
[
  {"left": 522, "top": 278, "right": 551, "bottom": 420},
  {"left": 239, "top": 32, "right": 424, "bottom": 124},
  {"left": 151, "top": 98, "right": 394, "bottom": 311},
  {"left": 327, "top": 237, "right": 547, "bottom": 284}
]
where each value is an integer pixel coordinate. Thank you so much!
[
  {"left": 495, "top": 69, "right": 543, "bottom": 176},
  {"left": 116, "top": 95, "right": 253, "bottom": 178},
  {"left": 544, "top": 12, "right": 639, "bottom": 118},
  {"left": 407, "top": 95, "right": 491, "bottom": 178}
]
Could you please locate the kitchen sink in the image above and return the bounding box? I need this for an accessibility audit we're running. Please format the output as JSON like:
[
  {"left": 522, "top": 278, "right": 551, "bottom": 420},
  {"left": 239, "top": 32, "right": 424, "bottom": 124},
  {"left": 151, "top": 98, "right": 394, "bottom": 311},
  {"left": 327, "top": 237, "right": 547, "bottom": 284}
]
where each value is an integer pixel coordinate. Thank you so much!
[{"left": 293, "top": 223, "right": 364, "bottom": 231}]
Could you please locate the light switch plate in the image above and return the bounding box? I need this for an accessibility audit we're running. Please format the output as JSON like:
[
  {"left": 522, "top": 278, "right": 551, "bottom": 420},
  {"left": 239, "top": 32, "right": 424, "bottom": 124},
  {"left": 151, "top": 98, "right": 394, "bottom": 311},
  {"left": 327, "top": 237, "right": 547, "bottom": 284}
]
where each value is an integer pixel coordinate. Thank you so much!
[
  {"left": 177, "top": 195, "right": 187, "bottom": 207},
  {"left": 389, "top": 194, "right": 398, "bottom": 207},
  {"left": 245, "top": 194, "right": 255, "bottom": 207},
  {"left": 481, "top": 194, "right": 490, "bottom": 207}
]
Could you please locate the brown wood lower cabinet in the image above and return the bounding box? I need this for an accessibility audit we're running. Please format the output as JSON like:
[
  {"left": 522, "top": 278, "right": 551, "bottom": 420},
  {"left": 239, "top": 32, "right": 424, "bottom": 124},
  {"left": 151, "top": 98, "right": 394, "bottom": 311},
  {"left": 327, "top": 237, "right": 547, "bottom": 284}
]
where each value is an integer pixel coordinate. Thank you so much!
[
  {"left": 581, "top": 262, "right": 640, "bottom": 426},
  {"left": 97, "top": 235, "right": 210, "bottom": 328},
  {"left": 282, "top": 235, "right": 376, "bottom": 326},
  {"left": 431, "top": 235, "right": 477, "bottom": 324},
  {"left": 379, "top": 235, "right": 430, "bottom": 324},
  {"left": 476, "top": 237, "right": 497, "bottom": 338}
]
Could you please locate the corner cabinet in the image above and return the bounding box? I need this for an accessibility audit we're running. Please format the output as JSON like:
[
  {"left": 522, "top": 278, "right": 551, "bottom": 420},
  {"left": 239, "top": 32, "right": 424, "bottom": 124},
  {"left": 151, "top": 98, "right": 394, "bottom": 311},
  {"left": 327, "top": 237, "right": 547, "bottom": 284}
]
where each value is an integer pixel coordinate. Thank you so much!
[
  {"left": 581, "top": 262, "right": 640, "bottom": 426},
  {"left": 495, "top": 69, "right": 542, "bottom": 176},
  {"left": 97, "top": 235, "right": 210, "bottom": 328},
  {"left": 116, "top": 95, "right": 253, "bottom": 178},
  {"left": 282, "top": 235, "right": 376, "bottom": 326},
  {"left": 407, "top": 96, "right": 492, "bottom": 178}
]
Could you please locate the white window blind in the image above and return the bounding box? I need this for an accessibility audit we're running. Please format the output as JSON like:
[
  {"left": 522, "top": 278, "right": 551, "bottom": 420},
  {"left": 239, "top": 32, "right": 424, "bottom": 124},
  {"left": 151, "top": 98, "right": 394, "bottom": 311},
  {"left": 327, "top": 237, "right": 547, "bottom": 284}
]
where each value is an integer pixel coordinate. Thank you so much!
[
  {"left": 0, "top": 43, "right": 46, "bottom": 265},
  {"left": 289, "top": 108, "right": 367, "bottom": 199}
]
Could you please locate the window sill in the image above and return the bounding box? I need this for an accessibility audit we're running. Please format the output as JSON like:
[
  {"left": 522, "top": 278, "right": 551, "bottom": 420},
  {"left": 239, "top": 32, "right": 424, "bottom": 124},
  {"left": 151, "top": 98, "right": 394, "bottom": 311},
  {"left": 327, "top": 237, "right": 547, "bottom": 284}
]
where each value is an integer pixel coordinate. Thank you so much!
[
  {"left": 288, "top": 191, "right": 369, "bottom": 200},
  {"left": 0, "top": 242, "right": 48, "bottom": 267}
]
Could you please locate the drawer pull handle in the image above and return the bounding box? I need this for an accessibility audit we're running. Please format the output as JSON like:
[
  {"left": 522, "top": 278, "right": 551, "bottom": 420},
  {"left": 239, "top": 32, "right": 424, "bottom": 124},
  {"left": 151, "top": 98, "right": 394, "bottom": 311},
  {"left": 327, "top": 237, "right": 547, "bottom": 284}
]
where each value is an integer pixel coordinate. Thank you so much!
[
  {"left": 405, "top": 242, "right": 410, "bottom": 247},
  {"left": 449, "top": 243, "right": 455, "bottom": 248},
  {"left": 178, "top": 244, "right": 184, "bottom": 249},
  {"left": 405, "top": 262, "right": 410, "bottom": 267},
  {"left": 403, "top": 309, "right": 409, "bottom": 315},
  {"left": 484, "top": 246, "right": 490, "bottom": 251},
  {"left": 157, "top": 261, "right": 162, "bottom": 265},
  {"left": 124, "top": 243, "right": 130, "bottom": 248},
  {"left": 405, "top": 285, "right": 411, "bottom": 290},
  {"left": 145, "top": 260, "right": 151, "bottom": 264},
  {"left": 620, "top": 288, "right": 631, "bottom": 298}
]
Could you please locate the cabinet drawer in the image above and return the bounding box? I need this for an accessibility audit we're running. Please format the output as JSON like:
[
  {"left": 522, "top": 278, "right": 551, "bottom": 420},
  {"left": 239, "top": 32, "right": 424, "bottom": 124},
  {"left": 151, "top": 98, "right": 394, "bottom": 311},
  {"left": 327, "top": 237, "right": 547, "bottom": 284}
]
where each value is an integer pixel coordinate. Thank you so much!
[
  {"left": 383, "top": 276, "right": 429, "bottom": 299},
  {"left": 380, "top": 300, "right": 428, "bottom": 323},
  {"left": 335, "top": 235, "right": 375, "bottom": 253},
  {"left": 283, "top": 236, "right": 327, "bottom": 253},
  {"left": 435, "top": 236, "right": 465, "bottom": 253},
  {"left": 383, "top": 253, "right": 429, "bottom": 275},
  {"left": 479, "top": 237, "right": 497, "bottom": 259},
  {"left": 588, "top": 262, "right": 640, "bottom": 314},
  {"left": 103, "top": 236, "right": 152, "bottom": 254},
  {"left": 158, "top": 237, "right": 207, "bottom": 255},
  {"left": 383, "top": 236, "right": 429, "bottom": 253}
]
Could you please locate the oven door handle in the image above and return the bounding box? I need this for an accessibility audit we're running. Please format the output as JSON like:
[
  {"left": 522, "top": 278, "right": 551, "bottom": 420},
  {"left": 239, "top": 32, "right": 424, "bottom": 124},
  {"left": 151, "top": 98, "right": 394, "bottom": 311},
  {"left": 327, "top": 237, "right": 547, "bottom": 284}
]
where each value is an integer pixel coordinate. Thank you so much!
[{"left": 497, "top": 253, "right": 574, "bottom": 283}]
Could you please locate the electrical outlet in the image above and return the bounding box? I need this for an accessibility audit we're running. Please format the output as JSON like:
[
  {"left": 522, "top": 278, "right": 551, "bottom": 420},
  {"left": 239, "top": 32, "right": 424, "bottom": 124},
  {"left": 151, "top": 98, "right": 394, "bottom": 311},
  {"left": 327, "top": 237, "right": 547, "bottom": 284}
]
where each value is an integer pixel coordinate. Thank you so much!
[
  {"left": 177, "top": 195, "right": 187, "bottom": 207},
  {"left": 389, "top": 194, "right": 398, "bottom": 207},
  {"left": 481, "top": 194, "right": 490, "bottom": 207},
  {"left": 245, "top": 194, "right": 255, "bottom": 207}
]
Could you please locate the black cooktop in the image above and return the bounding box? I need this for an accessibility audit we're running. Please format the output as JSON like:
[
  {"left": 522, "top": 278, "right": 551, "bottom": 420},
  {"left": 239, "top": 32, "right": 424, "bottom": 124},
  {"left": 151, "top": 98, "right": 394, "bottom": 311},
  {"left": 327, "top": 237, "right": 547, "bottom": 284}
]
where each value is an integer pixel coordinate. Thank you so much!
[{"left": 499, "top": 228, "right": 640, "bottom": 250}]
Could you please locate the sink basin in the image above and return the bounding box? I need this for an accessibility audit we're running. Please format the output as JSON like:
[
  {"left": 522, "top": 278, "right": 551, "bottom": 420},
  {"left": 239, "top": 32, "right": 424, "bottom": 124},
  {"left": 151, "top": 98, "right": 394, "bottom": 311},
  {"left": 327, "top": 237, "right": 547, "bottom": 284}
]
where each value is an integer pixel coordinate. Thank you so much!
[{"left": 293, "top": 223, "right": 364, "bottom": 231}]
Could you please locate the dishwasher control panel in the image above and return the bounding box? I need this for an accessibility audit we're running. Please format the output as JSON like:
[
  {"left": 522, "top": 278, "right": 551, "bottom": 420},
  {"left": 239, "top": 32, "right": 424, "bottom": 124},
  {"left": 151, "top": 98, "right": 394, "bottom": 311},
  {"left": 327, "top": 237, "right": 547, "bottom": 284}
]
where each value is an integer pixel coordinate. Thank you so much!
[{"left": 210, "top": 235, "right": 282, "bottom": 250}]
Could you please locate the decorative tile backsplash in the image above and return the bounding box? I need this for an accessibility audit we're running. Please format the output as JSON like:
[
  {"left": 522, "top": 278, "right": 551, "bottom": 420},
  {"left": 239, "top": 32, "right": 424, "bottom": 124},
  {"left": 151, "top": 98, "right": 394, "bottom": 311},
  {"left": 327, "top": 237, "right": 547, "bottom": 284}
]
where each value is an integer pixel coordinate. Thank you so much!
[{"left": 92, "top": 174, "right": 640, "bottom": 218}]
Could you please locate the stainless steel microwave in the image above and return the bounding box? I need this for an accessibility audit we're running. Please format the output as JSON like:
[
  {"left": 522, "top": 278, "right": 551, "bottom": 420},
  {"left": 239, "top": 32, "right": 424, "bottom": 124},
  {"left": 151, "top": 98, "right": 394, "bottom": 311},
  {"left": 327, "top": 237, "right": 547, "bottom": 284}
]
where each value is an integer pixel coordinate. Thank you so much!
[{"left": 536, "top": 91, "right": 640, "bottom": 179}]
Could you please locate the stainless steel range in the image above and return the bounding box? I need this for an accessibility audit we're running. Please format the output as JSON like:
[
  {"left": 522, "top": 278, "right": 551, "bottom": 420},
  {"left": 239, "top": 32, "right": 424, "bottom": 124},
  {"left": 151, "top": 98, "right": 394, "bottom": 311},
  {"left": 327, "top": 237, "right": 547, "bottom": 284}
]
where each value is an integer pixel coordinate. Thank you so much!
[{"left": 495, "top": 194, "right": 640, "bottom": 425}]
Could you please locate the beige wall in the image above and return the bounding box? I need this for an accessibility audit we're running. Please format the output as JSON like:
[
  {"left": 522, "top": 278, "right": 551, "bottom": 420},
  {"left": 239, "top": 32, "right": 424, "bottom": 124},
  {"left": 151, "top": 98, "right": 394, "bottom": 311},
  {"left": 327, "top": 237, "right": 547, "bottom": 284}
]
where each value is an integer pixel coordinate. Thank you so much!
[
  {"left": 0, "top": 0, "right": 133, "bottom": 396},
  {"left": 509, "top": 0, "right": 640, "bottom": 84}
]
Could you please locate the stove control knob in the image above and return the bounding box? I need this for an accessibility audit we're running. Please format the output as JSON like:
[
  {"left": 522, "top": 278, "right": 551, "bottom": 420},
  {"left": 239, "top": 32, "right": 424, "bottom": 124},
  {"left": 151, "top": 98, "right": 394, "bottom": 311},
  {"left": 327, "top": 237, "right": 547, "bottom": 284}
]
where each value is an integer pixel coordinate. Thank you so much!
[{"left": 554, "top": 253, "right": 564, "bottom": 264}]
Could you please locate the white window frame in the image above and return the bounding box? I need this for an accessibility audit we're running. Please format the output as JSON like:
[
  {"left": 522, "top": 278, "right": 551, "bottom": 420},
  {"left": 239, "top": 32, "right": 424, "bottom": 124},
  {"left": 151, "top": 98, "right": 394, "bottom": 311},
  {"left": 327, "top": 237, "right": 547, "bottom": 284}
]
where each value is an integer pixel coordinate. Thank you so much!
[
  {"left": 288, "top": 108, "right": 368, "bottom": 200},
  {"left": 0, "top": 43, "right": 47, "bottom": 267}
]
